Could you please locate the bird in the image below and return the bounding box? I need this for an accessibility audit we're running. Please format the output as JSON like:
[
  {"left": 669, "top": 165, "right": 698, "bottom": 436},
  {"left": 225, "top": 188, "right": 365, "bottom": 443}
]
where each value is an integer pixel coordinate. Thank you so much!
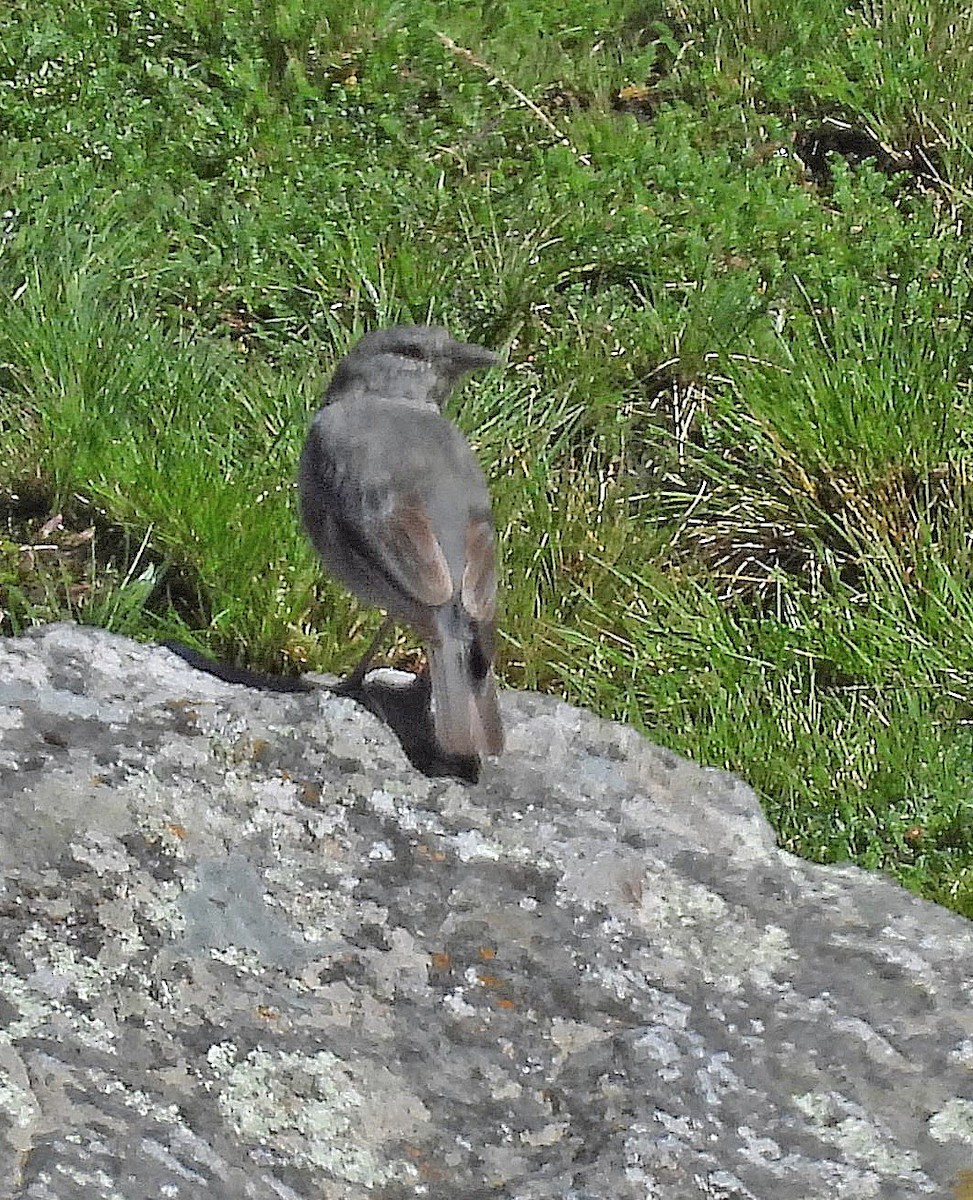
[{"left": 298, "top": 324, "right": 504, "bottom": 764}]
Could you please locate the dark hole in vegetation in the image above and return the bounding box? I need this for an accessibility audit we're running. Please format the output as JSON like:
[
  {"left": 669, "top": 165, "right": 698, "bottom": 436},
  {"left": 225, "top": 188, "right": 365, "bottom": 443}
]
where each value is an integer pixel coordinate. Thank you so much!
[
  {"left": 541, "top": 84, "right": 589, "bottom": 113},
  {"left": 934, "top": 815, "right": 973, "bottom": 853},
  {"left": 553, "top": 260, "right": 655, "bottom": 296},
  {"left": 0, "top": 483, "right": 209, "bottom": 635},
  {"left": 794, "top": 116, "right": 945, "bottom": 189},
  {"left": 613, "top": 84, "right": 661, "bottom": 122}
]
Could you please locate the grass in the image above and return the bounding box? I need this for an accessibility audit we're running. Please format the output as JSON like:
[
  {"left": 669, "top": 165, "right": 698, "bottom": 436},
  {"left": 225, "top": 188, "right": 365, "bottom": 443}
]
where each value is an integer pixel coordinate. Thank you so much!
[{"left": 2, "top": 0, "right": 973, "bottom": 914}]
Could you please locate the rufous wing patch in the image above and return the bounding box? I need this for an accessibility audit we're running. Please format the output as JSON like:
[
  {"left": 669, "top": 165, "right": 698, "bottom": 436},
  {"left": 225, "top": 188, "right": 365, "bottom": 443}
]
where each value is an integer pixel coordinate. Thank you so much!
[
  {"left": 461, "top": 518, "right": 497, "bottom": 621},
  {"left": 381, "top": 501, "right": 453, "bottom": 606}
]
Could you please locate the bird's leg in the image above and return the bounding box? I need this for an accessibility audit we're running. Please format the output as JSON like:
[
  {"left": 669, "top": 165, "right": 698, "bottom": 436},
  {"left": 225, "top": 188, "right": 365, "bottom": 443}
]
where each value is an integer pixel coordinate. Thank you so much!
[{"left": 333, "top": 615, "right": 394, "bottom": 695}]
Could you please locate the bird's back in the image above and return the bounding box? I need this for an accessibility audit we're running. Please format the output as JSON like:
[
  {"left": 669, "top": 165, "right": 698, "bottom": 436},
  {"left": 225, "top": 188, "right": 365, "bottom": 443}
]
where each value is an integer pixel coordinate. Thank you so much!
[{"left": 299, "top": 395, "right": 493, "bottom": 622}]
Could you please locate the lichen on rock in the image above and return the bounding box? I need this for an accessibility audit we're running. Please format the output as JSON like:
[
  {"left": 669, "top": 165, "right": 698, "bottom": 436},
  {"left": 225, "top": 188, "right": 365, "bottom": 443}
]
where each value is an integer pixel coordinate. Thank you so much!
[{"left": 0, "top": 623, "right": 970, "bottom": 1199}]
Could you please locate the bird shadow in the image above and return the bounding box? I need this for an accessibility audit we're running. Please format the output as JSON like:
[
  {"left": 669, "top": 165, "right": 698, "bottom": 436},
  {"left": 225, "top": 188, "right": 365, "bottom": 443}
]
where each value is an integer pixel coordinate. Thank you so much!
[
  {"left": 159, "top": 640, "right": 481, "bottom": 783},
  {"left": 335, "top": 671, "right": 482, "bottom": 784}
]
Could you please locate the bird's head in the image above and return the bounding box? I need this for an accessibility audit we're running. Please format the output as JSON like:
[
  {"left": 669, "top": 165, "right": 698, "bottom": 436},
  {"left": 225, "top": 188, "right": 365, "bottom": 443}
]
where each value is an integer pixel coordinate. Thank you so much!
[{"left": 325, "top": 325, "right": 499, "bottom": 410}]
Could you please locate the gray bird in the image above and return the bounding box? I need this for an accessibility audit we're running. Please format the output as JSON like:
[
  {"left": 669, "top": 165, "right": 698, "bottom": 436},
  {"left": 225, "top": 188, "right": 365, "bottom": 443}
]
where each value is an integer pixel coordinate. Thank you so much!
[{"left": 298, "top": 325, "right": 504, "bottom": 761}]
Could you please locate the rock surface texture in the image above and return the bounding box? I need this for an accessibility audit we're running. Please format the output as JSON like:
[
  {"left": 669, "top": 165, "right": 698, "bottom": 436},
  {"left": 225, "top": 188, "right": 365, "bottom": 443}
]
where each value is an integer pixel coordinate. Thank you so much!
[{"left": 0, "top": 622, "right": 970, "bottom": 1199}]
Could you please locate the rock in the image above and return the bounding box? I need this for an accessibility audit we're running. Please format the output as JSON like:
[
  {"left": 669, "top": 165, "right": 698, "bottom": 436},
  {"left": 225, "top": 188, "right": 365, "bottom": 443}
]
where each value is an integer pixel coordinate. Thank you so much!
[{"left": 0, "top": 622, "right": 969, "bottom": 1199}]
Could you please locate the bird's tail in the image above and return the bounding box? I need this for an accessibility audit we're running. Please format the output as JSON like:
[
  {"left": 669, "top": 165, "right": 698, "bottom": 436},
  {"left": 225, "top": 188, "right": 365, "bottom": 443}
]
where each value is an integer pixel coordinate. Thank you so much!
[{"left": 428, "top": 609, "right": 503, "bottom": 760}]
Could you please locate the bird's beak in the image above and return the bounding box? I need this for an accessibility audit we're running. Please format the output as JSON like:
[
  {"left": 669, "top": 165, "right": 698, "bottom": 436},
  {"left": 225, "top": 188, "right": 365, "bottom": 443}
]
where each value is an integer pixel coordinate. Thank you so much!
[{"left": 450, "top": 341, "right": 500, "bottom": 372}]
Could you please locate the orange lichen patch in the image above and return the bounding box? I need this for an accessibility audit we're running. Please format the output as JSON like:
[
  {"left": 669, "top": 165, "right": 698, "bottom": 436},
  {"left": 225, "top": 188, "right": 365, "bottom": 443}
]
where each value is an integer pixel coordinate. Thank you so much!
[
  {"left": 415, "top": 843, "right": 446, "bottom": 862},
  {"left": 474, "top": 969, "right": 515, "bottom": 1008},
  {"left": 402, "top": 1145, "right": 446, "bottom": 1183},
  {"left": 165, "top": 823, "right": 188, "bottom": 840},
  {"left": 257, "top": 1006, "right": 278, "bottom": 1020},
  {"left": 300, "top": 781, "right": 322, "bottom": 805},
  {"left": 430, "top": 952, "right": 451, "bottom": 972},
  {"left": 478, "top": 946, "right": 496, "bottom": 961}
]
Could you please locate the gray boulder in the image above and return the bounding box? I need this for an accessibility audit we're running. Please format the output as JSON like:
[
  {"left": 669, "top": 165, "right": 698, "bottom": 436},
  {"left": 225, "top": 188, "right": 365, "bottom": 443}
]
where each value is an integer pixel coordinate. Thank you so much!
[{"left": 0, "top": 622, "right": 970, "bottom": 1199}]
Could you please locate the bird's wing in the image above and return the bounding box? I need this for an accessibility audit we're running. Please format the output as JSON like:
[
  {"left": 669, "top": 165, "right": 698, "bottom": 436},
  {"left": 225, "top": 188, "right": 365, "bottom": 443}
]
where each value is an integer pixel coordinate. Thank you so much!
[
  {"left": 306, "top": 403, "right": 461, "bottom": 611},
  {"left": 461, "top": 517, "right": 497, "bottom": 622},
  {"left": 375, "top": 499, "right": 454, "bottom": 607}
]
